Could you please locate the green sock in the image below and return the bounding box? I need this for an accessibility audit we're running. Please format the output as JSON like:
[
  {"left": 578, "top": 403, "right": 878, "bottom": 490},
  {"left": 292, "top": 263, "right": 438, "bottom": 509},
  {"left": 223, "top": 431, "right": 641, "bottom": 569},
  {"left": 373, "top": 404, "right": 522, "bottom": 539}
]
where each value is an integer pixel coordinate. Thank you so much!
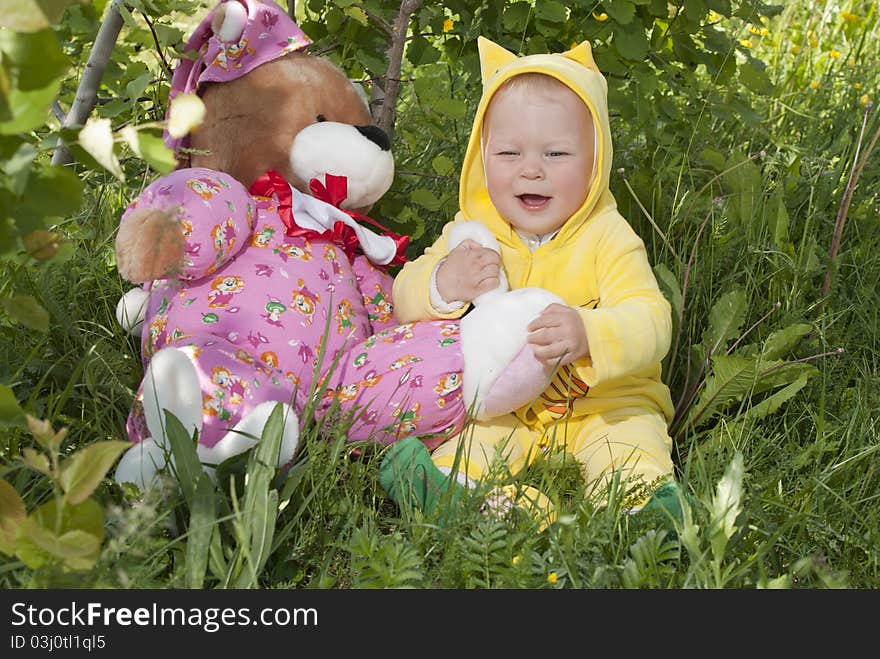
[{"left": 379, "top": 436, "right": 463, "bottom": 517}]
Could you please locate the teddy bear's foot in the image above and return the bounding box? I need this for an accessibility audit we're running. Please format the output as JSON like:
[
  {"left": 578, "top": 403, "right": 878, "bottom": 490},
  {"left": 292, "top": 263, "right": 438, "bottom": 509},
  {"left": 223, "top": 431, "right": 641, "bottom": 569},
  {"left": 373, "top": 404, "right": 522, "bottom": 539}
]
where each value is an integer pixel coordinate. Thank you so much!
[
  {"left": 460, "top": 287, "right": 564, "bottom": 420},
  {"left": 197, "top": 400, "right": 300, "bottom": 477},
  {"left": 116, "top": 287, "right": 150, "bottom": 337},
  {"left": 114, "top": 436, "right": 169, "bottom": 491},
  {"left": 141, "top": 346, "right": 204, "bottom": 445}
]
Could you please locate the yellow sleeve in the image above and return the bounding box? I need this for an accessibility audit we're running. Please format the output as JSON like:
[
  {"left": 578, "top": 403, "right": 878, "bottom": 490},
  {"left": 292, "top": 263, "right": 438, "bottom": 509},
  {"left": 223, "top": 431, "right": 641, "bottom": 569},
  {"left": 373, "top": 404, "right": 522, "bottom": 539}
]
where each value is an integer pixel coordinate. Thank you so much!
[
  {"left": 572, "top": 215, "right": 671, "bottom": 387},
  {"left": 392, "top": 218, "right": 472, "bottom": 323}
]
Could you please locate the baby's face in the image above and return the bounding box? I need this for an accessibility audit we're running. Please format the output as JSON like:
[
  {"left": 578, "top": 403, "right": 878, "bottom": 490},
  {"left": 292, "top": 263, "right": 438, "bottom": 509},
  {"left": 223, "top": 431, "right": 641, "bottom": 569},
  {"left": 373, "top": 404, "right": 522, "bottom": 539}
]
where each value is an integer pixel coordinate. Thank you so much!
[{"left": 482, "top": 81, "right": 595, "bottom": 237}]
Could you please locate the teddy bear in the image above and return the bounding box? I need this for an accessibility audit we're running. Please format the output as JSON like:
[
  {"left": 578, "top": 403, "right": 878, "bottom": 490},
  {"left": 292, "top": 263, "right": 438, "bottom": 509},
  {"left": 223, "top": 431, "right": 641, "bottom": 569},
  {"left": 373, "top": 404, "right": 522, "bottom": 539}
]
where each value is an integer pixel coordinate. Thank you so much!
[{"left": 112, "top": 0, "right": 559, "bottom": 491}]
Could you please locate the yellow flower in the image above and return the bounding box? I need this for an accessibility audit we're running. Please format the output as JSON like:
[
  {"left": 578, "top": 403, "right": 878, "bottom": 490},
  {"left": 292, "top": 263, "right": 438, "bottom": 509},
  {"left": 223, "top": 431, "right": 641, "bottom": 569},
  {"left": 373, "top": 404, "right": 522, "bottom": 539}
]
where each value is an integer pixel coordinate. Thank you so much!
[
  {"left": 842, "top": 12, "right": 858, "bottom": 23},
  {"left": 855, "top": 82, "right": 862, "bottom": 90},
  {"left": 810, "top": 80, "right": 819, "bottom": 89},
  {"left": 809, "top": 36, "right": 819, "bottom": 47},
  {"left": 512, "top": 555, "right": 521, "bottom": 566},
  {"left": 861, "top": 94, "right": 870, "bottom": 105},
  {"left": 547, "top": 571, "right": 558, "bottom": 585},
  {"left": 593, "top": 11, "right": 608, "bottom": 22},
  {"left": 760, "top": 27, "right": 770, "bottom": 36},
  {"left": 829, "top": 50, "right": 841, "bottom": 59},
  {"left": 760, "top": 16, "right": 769, "bottom": 25},
  {"left": 739, "top": 39, "right": 753, "bottom": 48},
  {"left": 442, "top": 18, "right": 454, "bottom": 33},
  {"left": 749, "top": 25, "right": 761, "bottom": 35},
  {"left": 708, "top": 10, "right": 723, "bottom": 22},
  {"left": 791, "top": 44, "right": 801, "bottom": 55}
]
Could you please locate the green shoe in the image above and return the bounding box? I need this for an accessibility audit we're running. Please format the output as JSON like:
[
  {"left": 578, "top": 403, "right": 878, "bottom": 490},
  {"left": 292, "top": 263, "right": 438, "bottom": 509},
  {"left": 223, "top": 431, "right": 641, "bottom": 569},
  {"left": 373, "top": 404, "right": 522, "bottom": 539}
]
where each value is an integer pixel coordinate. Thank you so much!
[
  {"left": 640, "top": 480, "right": 687, "bottom": 525},
  {"left": 379, "top": 436, "right": 463, "bottom": 518}
]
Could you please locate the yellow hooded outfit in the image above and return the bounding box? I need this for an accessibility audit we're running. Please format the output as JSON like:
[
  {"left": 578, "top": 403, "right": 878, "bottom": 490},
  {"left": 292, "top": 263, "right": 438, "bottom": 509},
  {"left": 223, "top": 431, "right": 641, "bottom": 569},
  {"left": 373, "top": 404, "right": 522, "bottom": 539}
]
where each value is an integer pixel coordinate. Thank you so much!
[{"left": 392, "top": 38, "right": 675, "bottom": 497}]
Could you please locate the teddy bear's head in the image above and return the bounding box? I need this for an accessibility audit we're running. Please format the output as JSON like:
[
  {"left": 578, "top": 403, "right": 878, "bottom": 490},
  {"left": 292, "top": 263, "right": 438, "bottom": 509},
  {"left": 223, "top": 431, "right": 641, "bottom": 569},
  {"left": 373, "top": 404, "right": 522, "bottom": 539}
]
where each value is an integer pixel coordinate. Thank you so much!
[{"left": 170, "top": 0, "right": 393, "bottom": 210}]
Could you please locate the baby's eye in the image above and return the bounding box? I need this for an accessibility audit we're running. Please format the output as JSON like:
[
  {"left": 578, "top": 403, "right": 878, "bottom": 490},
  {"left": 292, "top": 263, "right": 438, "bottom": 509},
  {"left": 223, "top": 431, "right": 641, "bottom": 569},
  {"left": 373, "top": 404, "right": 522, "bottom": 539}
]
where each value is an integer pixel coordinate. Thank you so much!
[
  {"left": 547, "top": 151, "right": 570, "bottom": 157},
  {"left": 316, "top": 114, "right": 327, "bottom": 122},
  {"left": 496, "top": 150, "right": 519, "bottom": 156}
]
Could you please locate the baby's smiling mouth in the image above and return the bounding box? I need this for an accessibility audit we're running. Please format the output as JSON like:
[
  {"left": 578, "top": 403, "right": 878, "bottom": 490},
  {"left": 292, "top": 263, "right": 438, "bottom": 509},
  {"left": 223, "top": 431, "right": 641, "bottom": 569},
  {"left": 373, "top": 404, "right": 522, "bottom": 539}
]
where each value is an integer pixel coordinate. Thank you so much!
[{"left": 517, "top": 194, "right": 550, "bottom": 208}]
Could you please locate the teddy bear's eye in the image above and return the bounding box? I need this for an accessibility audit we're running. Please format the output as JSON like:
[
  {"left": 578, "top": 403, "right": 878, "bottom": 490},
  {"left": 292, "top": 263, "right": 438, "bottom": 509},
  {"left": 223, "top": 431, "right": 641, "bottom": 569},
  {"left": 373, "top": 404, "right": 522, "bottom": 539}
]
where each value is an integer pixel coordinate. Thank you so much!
[{"left": 316, "top": 114, "right": 327, "bottom": 122}]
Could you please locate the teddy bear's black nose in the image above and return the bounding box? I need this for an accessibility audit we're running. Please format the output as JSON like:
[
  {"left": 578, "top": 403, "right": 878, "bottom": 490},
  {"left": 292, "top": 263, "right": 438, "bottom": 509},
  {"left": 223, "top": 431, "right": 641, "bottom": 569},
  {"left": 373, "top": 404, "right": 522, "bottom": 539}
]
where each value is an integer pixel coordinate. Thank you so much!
[{"left": 356, "top": 124, "right": 391, "bottom": 151}]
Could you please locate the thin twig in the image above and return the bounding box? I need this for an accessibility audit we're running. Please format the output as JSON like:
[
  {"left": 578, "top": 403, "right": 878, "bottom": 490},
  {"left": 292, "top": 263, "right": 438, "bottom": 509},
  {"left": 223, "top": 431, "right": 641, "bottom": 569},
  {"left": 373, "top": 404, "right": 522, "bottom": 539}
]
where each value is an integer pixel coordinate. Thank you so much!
[
  {"left": 668, "top": 205, "right": 713, "bottom": 380},
  {"left": 819, "top": 101, "right": 877, "bottom": 312},
  {"left": 139, "top": 9, "right": 173, "bottom": 79},
  {"left": 620, "top": 172, "right": 678, "bottom": 260}
]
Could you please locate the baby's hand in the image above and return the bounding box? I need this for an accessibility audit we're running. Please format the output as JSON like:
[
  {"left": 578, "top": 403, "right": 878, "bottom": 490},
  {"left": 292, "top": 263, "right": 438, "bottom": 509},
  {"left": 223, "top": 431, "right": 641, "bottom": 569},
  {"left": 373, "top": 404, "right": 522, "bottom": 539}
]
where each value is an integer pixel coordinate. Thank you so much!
[
  {"left": 527, "top": 303, "right": 589, "bottom": 366},
  {"left": 436, "top": 239, "right": 501, "bottom": 303}
]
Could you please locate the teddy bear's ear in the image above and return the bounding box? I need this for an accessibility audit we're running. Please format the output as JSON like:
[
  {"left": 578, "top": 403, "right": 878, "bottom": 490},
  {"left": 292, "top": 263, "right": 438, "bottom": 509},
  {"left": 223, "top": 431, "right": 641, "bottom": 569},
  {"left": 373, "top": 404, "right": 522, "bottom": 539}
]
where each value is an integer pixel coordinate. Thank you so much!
[
  {"left": 478, "top": 36, "right": 517, "bottom": 84},
  {"left": 211, "top": 0, "right": 248, "bottom": 43}
]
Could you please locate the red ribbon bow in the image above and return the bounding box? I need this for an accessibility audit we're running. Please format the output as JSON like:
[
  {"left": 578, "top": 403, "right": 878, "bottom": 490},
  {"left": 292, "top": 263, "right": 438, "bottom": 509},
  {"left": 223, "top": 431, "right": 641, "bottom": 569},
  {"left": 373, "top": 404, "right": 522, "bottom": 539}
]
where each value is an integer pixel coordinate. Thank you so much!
[{"left": 250, "top": 169, "right": 408, "bottom": 266}]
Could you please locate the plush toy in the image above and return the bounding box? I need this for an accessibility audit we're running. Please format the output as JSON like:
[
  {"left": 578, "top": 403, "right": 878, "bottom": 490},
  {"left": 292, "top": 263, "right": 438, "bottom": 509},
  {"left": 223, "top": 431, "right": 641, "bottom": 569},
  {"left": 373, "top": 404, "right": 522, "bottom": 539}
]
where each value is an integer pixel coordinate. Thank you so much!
[{"left": 112, "top": 0, "right": 556, "bottom": 490}]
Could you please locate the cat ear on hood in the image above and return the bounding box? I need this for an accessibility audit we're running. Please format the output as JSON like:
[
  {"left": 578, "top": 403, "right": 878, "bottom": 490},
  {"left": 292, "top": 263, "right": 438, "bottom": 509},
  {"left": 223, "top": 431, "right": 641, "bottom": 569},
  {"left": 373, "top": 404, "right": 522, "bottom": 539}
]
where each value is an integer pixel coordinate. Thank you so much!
[
  {"left": 477, "top": 36, "right": 517, "bottom": 84},
  {"left": 562, "top": 40, "right": 599, "bottom": 72}
]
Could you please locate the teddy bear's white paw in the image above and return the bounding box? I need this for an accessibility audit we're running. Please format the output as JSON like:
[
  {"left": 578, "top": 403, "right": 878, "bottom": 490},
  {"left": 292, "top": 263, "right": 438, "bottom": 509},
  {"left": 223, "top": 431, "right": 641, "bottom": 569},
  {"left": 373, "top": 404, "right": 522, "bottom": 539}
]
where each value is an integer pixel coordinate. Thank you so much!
[
  {"left": 197, "top": 400, "right": 300, "bottom": 473},
  {"left": 114, "top": 437, "right": 168, "bottom": 490},
  {"left": 460, "top": 287, "right": 564, "bottom": 420},
  {"left": 115, "top": 287, "right": 150, "bottom": 336},
  {"left": 142, "top": 346, "right": 203, "bottom": 445}
]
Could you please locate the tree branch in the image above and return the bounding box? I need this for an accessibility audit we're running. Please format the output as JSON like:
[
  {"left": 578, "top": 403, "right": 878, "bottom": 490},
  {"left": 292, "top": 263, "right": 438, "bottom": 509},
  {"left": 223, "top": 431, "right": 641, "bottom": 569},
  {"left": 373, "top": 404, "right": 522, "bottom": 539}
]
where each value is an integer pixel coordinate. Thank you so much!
[
  {"left": 51, "top": 0, "right": 126, "bottom": 166},
  {"left": 375, "top": 0, "right": 422, "bottom": 140}
]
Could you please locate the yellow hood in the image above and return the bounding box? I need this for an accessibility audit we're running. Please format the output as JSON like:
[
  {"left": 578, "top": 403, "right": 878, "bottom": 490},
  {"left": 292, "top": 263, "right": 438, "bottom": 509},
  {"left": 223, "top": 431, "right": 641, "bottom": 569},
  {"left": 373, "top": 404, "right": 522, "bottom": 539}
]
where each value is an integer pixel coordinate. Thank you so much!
[{"left": 460, "top": 37, "right": 614, "bottom": 248}]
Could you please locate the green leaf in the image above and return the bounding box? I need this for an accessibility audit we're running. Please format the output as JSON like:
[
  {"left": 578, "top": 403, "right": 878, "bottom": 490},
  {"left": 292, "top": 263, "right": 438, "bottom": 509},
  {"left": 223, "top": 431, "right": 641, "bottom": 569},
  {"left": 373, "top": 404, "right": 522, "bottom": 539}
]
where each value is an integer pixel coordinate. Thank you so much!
[
  {"left": 432, "top": 98, "right": 467, "bottom": 120},
  {"left": 234, "top": 403, "right": 284, "bottom": 587},
  {"left": 502, "top": 2, "right": 532, "bottom": 31},
  {"left": 723, "top": 153, "right": 762, "bottom": 225},
  {"left": 534, "top": 0, "right": 567, "bottom": 23},
  {"left": 166, "top": 93, "right": 206, "bottom": 140},
  {"left": 16, "top": 164, "right": 84, "bottom": 233},
  {"left": 410, "top": 188, "right": 443, "bottom": 211},
  {"left": 742, "top": 374, "right": 810, "bottom": 420},
  {"left": 165, "top": 410, "right": 204, "bottom": 508},
  {"left": 343, "top": 6, "right": 368, "bottom": 26},
  {"left": 767, "top": 188, "right": 792, "bottom": 254},
  {"left": 0, "top": 384, "right": 25, "bottom": 428},
  {"left": 0, "top": 29, "right": 70, "bottom": 91},
  {"left": 685, "top": 353, "right": 763, "bottom": 429},
  {"left": 431, "top": 154, "right": 454, "bottom": 176},
  {"left": 605, "top": 0, "right": 636, "bottom": 24},
  {"left": 709, "top": 451, "right": 743, "bottom": 560},
  {"left": 16, "top": 498, "right": 104, "bottom": 570},
  {"left": 3, "top": 141, "right": 37, "bottom": 195},
  {"left": 0, "top": 77, "right": 61, "bottom": 135},
  {"left": 185, "top": 472, "right": 216, "bottom": 589},
  {"left": 759, "top": 323, "right": 812, "bottom": 360},
  {"left": 702, "top": 288, "right": 748, "bottom": 355},
  {"left": 653, "top": 263, "right": 682, "bottom": 325},
  {"left": 614, "top": 24, "right": 649, "bottom": 60},
  {"left": 0, "top": 478, "right": 26, "bottom": 556},
  {"left": 122, "top": 127, "right": 177, "bottom": 174},
  {"left": 20, "top": 448, "right": 50, "bottom": 475},
  {"left": 0, "top": 295, "right": 50, "bottom": 332},
  {"left": 739, "top": 57, "right": 775, "bottom": 96},
  {"left": 0, "top": 0, "right": 84, "bottom": 32},
  {"left": 78, "top": 118, "right": 123, "bottom": 180},
  {"left": 59, "top": 441, "right": 131, "bottom": 505}
]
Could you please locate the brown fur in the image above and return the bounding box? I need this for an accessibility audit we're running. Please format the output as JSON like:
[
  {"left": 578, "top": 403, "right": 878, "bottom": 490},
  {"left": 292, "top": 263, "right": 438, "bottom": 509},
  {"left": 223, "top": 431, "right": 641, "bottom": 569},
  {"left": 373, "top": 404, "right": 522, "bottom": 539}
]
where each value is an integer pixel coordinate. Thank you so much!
[{"left": 190, "top": 52, "right": 373, "bottom": 189}]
